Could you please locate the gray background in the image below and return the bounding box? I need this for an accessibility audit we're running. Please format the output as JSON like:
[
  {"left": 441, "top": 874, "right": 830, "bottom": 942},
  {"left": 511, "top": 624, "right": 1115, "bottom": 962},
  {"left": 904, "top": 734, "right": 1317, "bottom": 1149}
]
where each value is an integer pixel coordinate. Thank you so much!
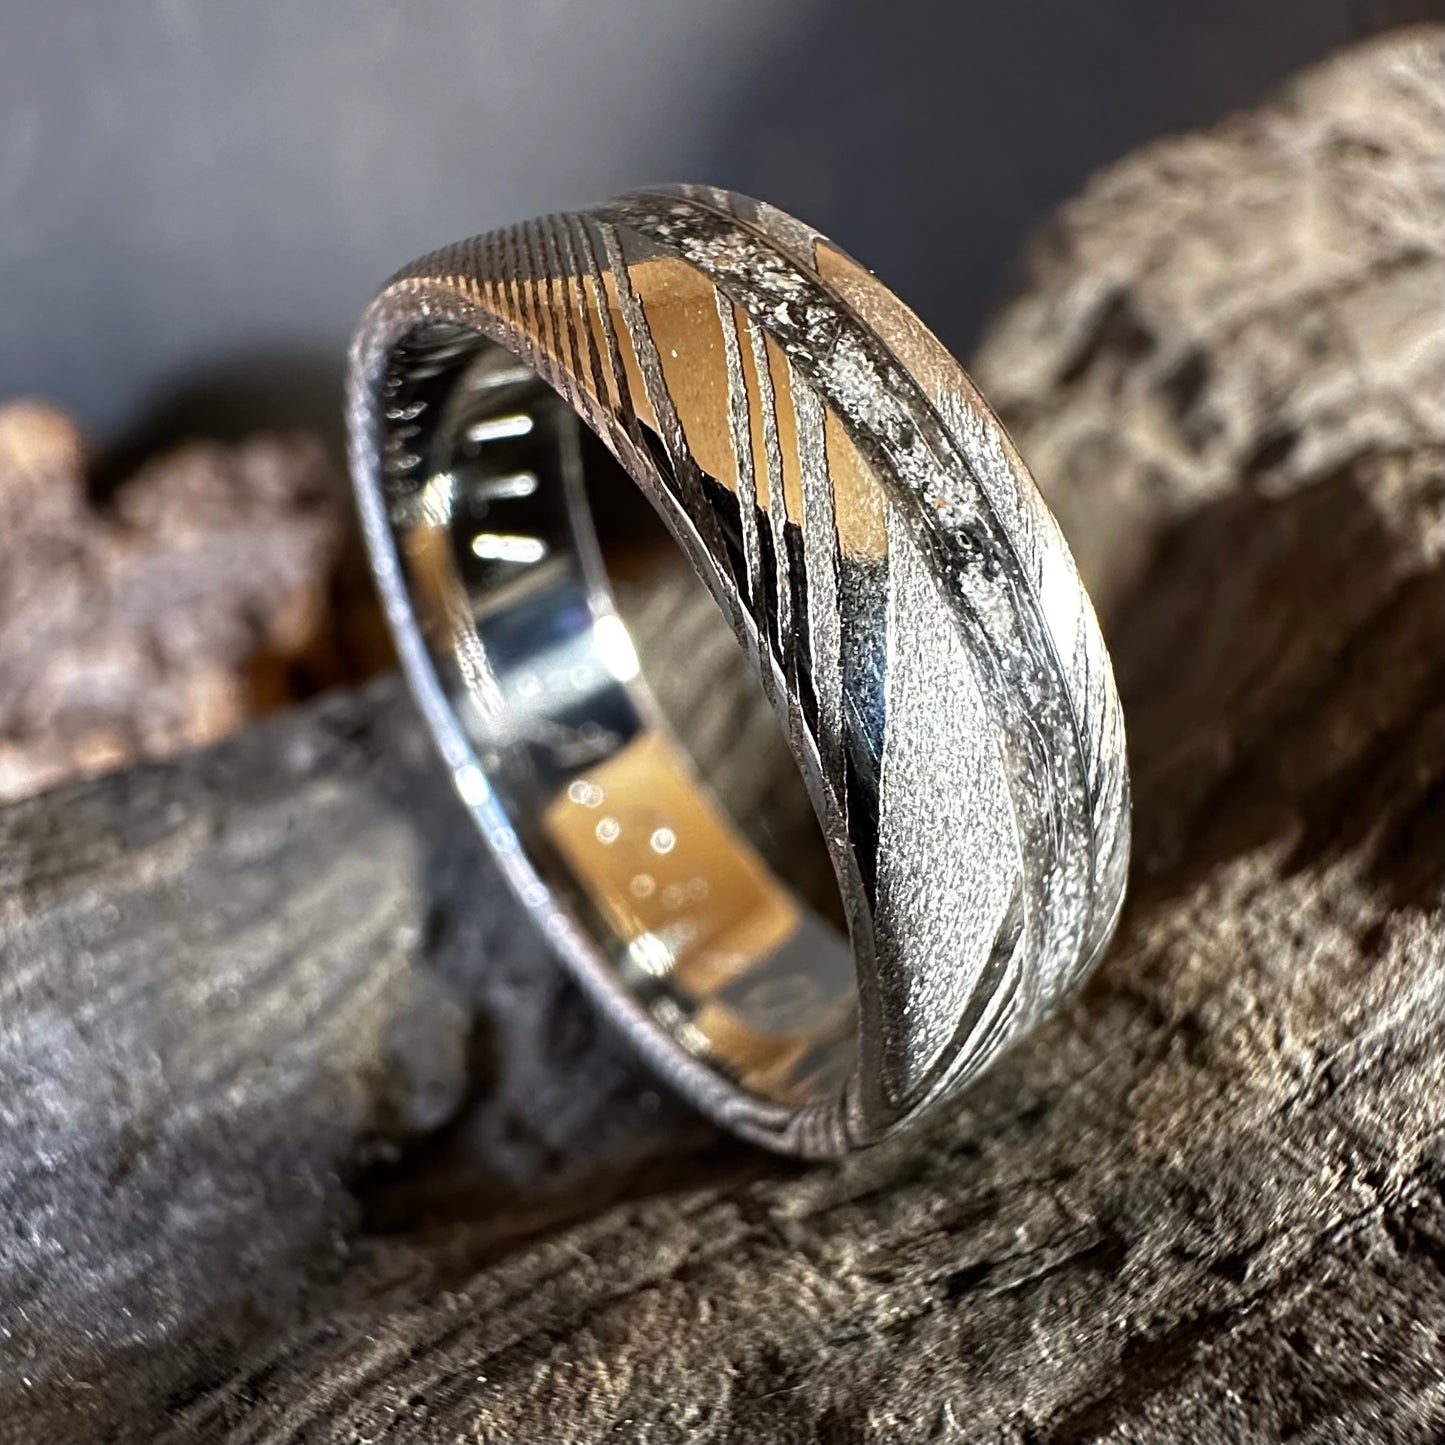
[{"left": 0, "top": 0, "right": 1431, "bottom": 452}]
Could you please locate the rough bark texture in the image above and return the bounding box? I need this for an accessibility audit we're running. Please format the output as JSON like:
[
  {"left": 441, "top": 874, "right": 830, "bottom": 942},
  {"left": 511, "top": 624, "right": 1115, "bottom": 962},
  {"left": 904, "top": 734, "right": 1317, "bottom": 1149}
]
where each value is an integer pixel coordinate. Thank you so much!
[
  {"left": 2, "top": 29, "right": 1442, "bottom": 1445},
  {"left": 0, "top": 403, "right": 376, "bottom": 804}
]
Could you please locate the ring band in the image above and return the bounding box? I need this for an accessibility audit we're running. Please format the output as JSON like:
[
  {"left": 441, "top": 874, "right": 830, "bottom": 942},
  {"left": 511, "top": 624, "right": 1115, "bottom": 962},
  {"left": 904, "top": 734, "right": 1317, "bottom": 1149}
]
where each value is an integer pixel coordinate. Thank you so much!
[{"left": 347, "top": 186, "right": 1130, "bottom": 1157}]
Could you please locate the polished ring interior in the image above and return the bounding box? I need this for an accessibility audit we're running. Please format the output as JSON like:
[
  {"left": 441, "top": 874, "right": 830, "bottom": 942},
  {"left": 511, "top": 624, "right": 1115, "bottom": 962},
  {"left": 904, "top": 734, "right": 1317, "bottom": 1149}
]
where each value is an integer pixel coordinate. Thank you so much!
[
  {"left": 348, "top": 186, "right": 1130, "bottom": 1157},
  {"left": 391, "top": 337, "right": 858, "bottom": 1108}
]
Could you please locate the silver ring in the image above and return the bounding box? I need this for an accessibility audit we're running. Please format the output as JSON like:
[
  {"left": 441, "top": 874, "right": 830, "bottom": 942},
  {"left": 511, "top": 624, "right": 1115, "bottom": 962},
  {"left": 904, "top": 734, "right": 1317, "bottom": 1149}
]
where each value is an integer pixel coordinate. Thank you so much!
[{"left": 346, "top": 186, "right": 1130, "bottom": 1157}]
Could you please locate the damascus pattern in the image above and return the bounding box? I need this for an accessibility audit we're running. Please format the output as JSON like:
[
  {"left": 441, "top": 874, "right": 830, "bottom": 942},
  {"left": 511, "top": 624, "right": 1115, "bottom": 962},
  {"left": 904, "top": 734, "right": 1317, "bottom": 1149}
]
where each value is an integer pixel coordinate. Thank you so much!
[{"left": 347, "top": 188, "right": 1130, "bottom": 1155}]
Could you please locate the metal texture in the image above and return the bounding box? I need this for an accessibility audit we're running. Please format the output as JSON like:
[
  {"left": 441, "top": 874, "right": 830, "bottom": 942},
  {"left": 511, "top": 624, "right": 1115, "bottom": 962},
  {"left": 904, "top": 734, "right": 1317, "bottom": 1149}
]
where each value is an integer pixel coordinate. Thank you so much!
[{"left": 346, "top": 186, "right": 1130, "bottom": 1156}]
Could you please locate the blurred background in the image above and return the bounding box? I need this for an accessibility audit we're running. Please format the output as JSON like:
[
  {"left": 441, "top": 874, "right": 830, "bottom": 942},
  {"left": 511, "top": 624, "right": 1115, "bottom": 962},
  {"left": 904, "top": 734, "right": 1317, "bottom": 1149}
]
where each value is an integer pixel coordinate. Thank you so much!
[
  {"left": 0, "top": 0, "right": 1438, "bottom": 805},
  {"left": 3, "top": 0, "right": 1435, "bottom": 451}
]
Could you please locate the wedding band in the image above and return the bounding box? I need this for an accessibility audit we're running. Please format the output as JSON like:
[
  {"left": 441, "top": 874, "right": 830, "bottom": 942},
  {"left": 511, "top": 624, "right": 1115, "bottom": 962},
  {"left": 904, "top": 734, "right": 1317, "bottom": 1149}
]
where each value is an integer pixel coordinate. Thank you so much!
[{"left": 346, "top": 186, "right": 1130, "bottom": 1157}]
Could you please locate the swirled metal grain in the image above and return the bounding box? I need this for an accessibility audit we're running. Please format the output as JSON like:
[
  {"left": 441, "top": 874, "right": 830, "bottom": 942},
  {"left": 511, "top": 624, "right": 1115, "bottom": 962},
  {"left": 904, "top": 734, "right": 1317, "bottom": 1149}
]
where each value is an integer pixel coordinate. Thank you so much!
[{"left": 347, "top": 187, "right": 1130, "bottom": 1153}]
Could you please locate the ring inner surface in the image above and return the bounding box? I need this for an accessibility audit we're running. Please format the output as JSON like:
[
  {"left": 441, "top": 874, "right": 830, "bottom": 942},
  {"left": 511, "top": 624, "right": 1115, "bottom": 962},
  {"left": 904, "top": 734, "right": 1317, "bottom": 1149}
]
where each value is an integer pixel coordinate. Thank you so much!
[{"left": 382, "top": 323, "right": 857, "bottom": 1107}]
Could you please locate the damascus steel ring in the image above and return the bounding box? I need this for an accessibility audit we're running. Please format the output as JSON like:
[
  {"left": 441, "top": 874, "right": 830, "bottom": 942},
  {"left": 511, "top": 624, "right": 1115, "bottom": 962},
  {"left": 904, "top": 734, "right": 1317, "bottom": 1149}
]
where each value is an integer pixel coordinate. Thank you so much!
[{"left": 347, "top": 186, "right": 1130, "bottom": 1157}]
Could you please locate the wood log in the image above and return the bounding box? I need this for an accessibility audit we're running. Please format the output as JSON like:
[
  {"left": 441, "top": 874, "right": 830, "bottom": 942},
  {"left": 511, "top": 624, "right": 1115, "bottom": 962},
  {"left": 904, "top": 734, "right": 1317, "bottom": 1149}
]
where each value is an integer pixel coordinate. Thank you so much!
[
  {"left": 1, "top": 29, "right": 1441, "bottom": 1444},
  {"left": 0, "top": 405, "right": 361, "bottom": 805}
]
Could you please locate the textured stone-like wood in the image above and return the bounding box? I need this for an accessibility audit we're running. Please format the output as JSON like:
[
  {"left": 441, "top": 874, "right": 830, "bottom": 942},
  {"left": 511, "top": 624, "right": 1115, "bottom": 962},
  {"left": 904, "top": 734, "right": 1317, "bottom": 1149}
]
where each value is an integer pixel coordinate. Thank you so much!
[
  {"left": 1, "top": 29, "right": 1442, "bottom": 1444},
  {"left": 0, "top": 404, "right": 353, "bottom": 803}
]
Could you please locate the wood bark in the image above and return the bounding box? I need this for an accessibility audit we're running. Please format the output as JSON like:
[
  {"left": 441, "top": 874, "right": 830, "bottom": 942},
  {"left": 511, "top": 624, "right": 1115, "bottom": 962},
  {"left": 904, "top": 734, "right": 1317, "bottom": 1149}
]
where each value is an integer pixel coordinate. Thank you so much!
[
  {"left": 1, "top": 30, "right": 1442, "bottom": 1444},
  {"left": 0, "top": 404, "right": 365, "bottom": 804}
]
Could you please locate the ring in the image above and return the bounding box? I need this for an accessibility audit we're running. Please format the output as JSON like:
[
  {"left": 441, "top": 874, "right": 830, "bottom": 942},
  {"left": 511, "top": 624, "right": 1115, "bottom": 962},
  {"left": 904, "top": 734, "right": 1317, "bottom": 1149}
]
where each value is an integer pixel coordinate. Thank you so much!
[{"left": 346, "top": 186, "right": 1130, "bottom": 1157}]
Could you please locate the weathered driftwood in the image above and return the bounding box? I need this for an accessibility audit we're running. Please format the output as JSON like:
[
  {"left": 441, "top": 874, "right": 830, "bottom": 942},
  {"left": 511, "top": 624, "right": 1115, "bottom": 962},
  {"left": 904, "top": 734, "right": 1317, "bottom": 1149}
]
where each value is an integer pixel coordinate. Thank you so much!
[
  {"left": 0, "top": 402, "right": 366, "bottom": 805},
  {"left": 2, "top": 29, "right": 1443, "bottom": 1445}
]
